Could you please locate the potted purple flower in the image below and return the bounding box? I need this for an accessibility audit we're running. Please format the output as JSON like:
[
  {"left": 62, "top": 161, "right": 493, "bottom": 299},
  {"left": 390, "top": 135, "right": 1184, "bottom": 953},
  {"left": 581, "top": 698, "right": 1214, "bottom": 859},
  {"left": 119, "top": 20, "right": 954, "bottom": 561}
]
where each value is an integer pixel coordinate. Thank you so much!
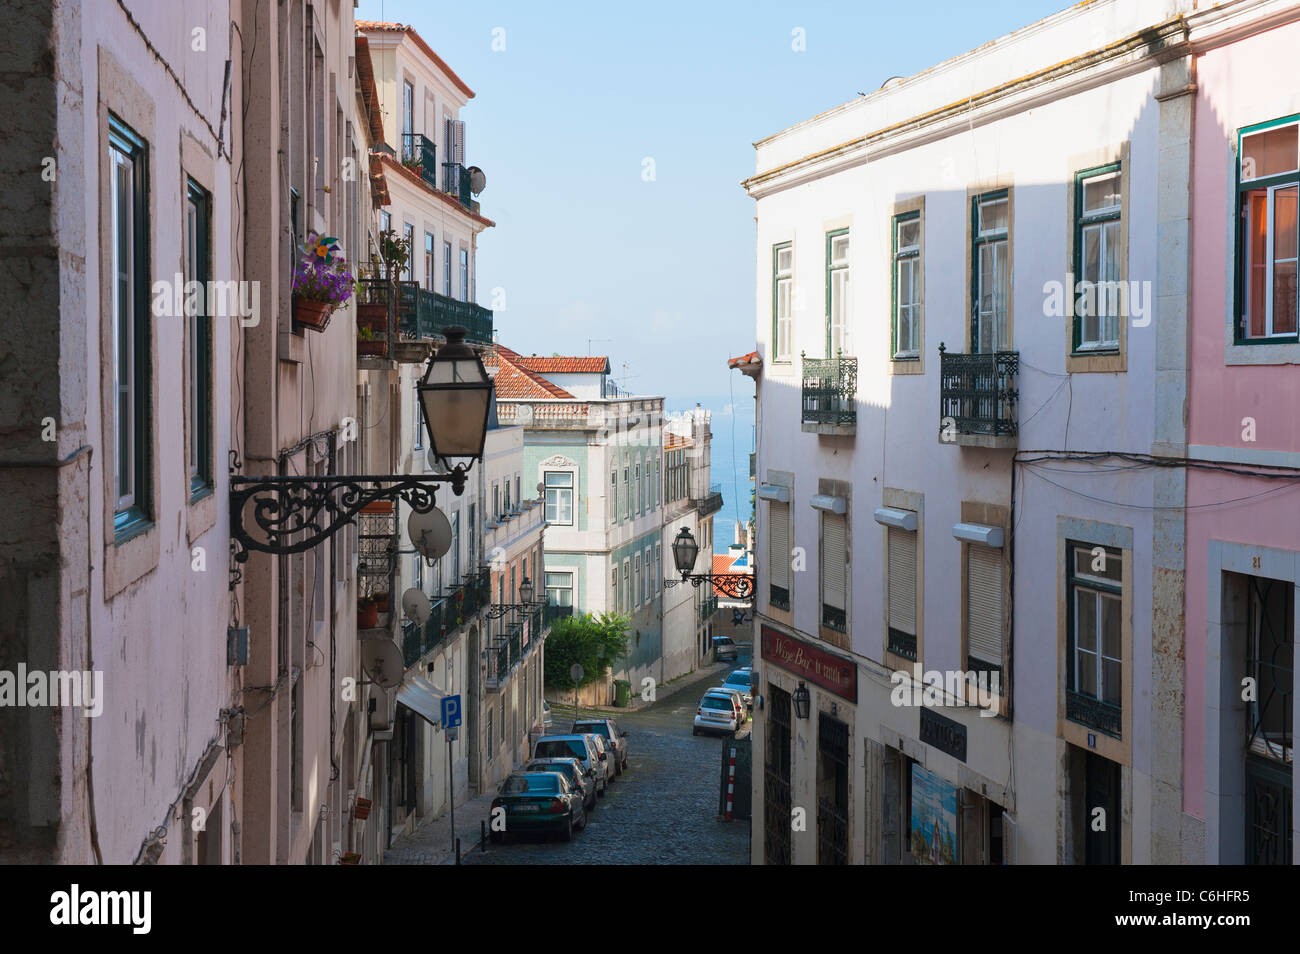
[{"left": 292, "top": 232, "right": 355, "bottom": 331}]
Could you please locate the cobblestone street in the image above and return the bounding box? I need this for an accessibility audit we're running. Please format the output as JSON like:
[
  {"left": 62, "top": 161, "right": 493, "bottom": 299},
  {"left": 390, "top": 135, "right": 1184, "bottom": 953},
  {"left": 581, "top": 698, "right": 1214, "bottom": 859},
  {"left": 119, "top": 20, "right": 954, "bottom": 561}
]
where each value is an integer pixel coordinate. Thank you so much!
[{"left": 462, "top": 644, "right": 753, "bottom": 865}]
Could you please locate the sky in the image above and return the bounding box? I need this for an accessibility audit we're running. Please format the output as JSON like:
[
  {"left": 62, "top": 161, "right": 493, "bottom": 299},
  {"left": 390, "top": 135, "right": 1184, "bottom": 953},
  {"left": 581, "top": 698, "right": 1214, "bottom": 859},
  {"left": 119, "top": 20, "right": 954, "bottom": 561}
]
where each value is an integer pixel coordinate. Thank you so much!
[{"left": 356, "top": 0, "right": 1072, "bottom": 404}]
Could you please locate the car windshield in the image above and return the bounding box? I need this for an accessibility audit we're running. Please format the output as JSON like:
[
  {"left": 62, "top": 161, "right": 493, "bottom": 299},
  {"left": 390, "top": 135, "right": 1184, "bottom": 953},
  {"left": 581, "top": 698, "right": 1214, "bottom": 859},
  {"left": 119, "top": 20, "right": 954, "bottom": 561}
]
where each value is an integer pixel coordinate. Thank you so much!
[
  {"left": 574, "top": 722, "right": 610, "bottom": 739},
  {"left": 725, "top": 673, "right": 749, "bottom": 686},
  {"left": 534, "top": 740, "right": 586, "bottom": 761},
  {"left": 527, "top": 762, "right": 576, "bottom": 783},
  {"left": 714, "top": 637, "right": 735, "bottom": 646},
  {"left": 503, "top": 774, "right": 559, "bottom": 795},
  {"left": 702, "top": 695, "right": 733, "bottom": 710}
]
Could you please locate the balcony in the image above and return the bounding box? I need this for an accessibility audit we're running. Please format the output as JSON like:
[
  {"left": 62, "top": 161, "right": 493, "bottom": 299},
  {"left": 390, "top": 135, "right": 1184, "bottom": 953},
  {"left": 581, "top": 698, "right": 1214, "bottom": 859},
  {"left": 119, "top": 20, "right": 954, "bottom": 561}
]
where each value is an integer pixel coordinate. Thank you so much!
[
  {"left": 400, "top": 133, "right": 438, "bottom": 191},
  {"left": 692, "top": 481, "right": 724, "bottom": 519},
  {"left": 1066, "top": 690, "right": 1122, "bottom": 739},
  {"left": 545, "top": 603, "right": 574, "bottom": 625},
  {"left": 700, "top": 594, "right": 719, "bottom": 625},
  {"left": 441, "top": 162, "right": 480, "bottom": 215},
  {"left": 801, "top": 354, "right": 857, "bottom": 435},
  {"left": 938, "top": 345, "right": 1018, "bottom": 448},
  {"left": 400, "top": 569, "right": 491, "bottom": 667},
  {"left": 359, "top": 279, "right": 493, "bottom": 346}
]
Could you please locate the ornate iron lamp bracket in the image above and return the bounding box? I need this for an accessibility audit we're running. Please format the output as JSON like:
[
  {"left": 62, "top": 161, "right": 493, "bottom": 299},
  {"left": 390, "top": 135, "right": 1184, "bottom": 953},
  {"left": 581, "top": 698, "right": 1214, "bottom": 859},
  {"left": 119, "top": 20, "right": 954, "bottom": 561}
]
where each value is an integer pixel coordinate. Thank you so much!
[
  {"left": 663, "top": 573, "right": 754, "bottom": 601},
  {"left": 230, "top": 472, "right": 463, "bottom": 566}
]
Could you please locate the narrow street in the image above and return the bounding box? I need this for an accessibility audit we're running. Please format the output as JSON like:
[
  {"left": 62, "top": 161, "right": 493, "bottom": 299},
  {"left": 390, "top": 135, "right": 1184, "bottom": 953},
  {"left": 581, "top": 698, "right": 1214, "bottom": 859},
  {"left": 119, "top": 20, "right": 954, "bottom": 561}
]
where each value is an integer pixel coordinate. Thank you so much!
[{"left": 463, "top": 644, "right": 753, "bottom": 865}]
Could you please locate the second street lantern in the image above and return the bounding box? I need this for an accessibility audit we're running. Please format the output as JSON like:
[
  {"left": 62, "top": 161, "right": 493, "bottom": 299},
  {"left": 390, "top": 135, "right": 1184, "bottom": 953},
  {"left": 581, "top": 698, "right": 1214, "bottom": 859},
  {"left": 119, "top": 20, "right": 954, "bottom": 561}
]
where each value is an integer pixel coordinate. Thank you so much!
[{"left": 418, "top": 325, "right": 493, "bottom": 476}]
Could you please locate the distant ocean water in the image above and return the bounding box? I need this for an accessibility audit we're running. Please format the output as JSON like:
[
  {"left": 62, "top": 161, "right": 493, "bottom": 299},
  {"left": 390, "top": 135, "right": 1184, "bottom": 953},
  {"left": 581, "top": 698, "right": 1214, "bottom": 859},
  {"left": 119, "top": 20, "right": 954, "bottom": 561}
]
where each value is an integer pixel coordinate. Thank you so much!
[{"left": 666, "top": 396, "right": 754, "bottom": 555}]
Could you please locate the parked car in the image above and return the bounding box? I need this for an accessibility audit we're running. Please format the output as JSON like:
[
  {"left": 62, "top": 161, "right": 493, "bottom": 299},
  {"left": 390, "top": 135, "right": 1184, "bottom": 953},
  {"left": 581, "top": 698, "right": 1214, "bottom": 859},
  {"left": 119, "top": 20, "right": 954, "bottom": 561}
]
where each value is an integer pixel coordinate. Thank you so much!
[
  {"left": 532, "top": 734, "right": 609, "bottom": 795},
  {"left": 524, "top": 757, "right": 596, "bottom": 813},
  {"left": 491, "top": 771, "right": 586, "bottom": 843},
  {"left": 585, "top": 733, "right": 616, "bottom": 785},
  {"left": 572, "top": 718, "right": 629, "bottom": 775},
  {"left": 722, "top": 669, "right": 754, "bottom": 709},
  {"left": 712, "top": 635, "right": 738, "bottom": 662},
  {"left": 694, "top": 690, "right": 741, "bottom": 736},
  {"left": 542, "top": 700, "right": 553, "bottom": 731},
  {"left": 709, "top": 686, "right": 748, "bottom": 724}
]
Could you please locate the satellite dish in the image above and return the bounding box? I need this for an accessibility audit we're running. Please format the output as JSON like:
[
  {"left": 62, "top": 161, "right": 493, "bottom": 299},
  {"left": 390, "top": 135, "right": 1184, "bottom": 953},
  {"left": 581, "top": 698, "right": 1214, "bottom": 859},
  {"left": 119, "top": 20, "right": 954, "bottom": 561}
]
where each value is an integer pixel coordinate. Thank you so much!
[
  {"left": 408, "top": 506, "right": 452, "bottom": 560},
  {"left": 360, "top": 639, "right": 404, "bottom": 690},
  {"left": 467, "top": 165, "right": 486, "bottom": 194},
  {"left": 402, "top": 587, "right": 432, "bottom": 625},
  {"left": 425, "top": 447, "right": 451, "bottom": 475},
  {"left": 536, "top": 481, "right": 545, "bottom": 497}
]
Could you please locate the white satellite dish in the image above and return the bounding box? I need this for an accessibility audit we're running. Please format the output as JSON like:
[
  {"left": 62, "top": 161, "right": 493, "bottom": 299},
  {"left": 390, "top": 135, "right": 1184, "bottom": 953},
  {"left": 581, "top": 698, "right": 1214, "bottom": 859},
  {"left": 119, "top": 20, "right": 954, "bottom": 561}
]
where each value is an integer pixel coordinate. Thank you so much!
[
  {"left": 408, "top": 506, "right": 452, "bottom": 560},
  {"left": 360, "top": 639, "right": 404, "bottom": 690},
  {"left": 402, "top": 587, "right": 432, "bottom": 625},
  {"left": 425, "top": 447, "right": 452, "bottom": 475},
  {"left": 467, "top": 165, "right": 486, "bottom": 194}
]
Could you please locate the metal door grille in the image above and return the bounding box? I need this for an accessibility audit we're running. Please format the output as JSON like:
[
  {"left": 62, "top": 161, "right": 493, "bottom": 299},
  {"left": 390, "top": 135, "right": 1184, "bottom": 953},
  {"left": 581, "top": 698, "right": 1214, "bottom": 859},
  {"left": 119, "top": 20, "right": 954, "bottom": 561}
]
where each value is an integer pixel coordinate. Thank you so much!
[{"left": 764, "top": 687, "right": 792, "bottom": 865}]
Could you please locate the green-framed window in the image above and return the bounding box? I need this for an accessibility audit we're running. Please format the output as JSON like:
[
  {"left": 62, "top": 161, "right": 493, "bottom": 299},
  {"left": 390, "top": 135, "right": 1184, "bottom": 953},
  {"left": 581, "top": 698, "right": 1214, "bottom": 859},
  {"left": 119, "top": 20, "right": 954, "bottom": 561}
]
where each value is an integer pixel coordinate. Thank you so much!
[
  {"left": 826, "top": 229, "right": 850, "bottom": 356},
  {"left": 970, "top": 190, "right": 1009, "bottom": 353},
  {"left": 1235, "top": 115, "right": 1299, "bottom": 343},
  {"left": 611, "top": 468, "right": 618, "bottom": 524},
  {"left": 891, "top": 212, "right": 921, "bottom": 359},
  {"left": 1072, "top": 163, "right": 1122, "bottom": 353},
  {"left": 772, "top": 242, "right": 792, "bottom": 360},
  {"left": 185, "top": 177, "right": 212, "bottom": 499},
  {"left": 109, "top": 113, "right": 152, "bottom": 539},
  {"left": 1066, "top": 542, "right": 1123, "bottom": 738}
]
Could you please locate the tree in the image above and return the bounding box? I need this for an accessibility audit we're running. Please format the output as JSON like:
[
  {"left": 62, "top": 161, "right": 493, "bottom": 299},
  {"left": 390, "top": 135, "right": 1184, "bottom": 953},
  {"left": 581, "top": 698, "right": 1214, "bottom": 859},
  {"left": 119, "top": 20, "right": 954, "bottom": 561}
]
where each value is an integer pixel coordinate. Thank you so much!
[{"left": 544, "top": 612, "right": 630, "bottom": 691}]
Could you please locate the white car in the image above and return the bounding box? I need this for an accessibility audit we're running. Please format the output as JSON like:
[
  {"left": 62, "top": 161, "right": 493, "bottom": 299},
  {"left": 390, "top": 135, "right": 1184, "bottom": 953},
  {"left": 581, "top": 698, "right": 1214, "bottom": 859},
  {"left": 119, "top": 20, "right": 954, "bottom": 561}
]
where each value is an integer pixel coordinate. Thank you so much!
[
  {"left": 694, "top": 690, "right": 741, "bottom": 736},
  {"left": 709, "top": 686, "right": 748, "bottom": 724}
]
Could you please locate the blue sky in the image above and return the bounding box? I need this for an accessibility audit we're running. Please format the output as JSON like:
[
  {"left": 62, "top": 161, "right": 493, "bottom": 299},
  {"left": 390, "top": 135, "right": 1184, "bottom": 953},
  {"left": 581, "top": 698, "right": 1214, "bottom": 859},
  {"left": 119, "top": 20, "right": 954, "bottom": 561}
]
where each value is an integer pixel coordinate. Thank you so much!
[{"left": 358, "top": 0, "right": 1072, "bottom": 403}]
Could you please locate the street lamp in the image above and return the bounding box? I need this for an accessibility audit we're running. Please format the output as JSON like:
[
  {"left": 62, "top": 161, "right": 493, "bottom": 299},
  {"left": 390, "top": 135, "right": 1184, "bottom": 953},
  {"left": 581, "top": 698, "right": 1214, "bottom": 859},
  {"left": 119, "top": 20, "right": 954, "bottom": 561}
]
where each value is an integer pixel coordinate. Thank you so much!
[
  {"left": 485, "top": 575, "right": 543, "bottom": 619},
  {"left": 663, "top": 527, "right": 754, "bottom": 601},
  {"left": 418, "top": 325, "right": 492, "bottom": 491},
  {"left": 791, "top": 681, "right": 811, "bottom": 720}
]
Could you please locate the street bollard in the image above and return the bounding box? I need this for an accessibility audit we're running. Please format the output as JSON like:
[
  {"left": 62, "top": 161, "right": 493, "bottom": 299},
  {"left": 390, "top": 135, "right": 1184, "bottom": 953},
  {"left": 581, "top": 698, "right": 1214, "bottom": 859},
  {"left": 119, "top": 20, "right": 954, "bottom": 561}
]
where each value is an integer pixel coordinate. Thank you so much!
[
  {"left": 481, "top": 819, "right": 487, "bottom": 852},
  {"left": 455, "top": 837, "right": 461, "bottom": 865}
]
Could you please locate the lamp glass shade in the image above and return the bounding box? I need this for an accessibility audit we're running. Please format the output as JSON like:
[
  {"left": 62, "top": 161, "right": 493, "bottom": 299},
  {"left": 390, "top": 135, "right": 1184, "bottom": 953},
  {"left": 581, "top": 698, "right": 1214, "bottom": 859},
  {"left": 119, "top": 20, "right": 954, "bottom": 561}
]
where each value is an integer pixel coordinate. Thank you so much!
[
  {"left": 671, "top": 527, "right": 699, "bottom": 575},
  {"left": 519, "top": 577, "right": 534, "bottom": 605},
  {"left": 419, "top": 336, "right": 491, "bottom": 461},
  {"left": 792, "top": 682, "right": 811, "bottom": 720}
]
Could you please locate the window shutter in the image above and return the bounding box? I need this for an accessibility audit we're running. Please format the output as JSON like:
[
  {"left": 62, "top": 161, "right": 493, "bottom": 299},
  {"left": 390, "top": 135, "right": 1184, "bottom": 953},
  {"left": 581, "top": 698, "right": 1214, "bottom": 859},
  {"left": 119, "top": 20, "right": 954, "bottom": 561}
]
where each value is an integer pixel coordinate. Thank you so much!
[
  {"left": 452, "top": 119, "right": 466, "bottom": 164},
  {"left": 769, "top": 501, "right": 790, "bottom": 588},
  {"left": 966, "top": 544, "right": 1004, "bottom": 668},
  {"left": 887, "top": 526, "right": 916, "bottom": 635},
  {"left": 822, "top": 512, "right": 847, "bottom": 610}
]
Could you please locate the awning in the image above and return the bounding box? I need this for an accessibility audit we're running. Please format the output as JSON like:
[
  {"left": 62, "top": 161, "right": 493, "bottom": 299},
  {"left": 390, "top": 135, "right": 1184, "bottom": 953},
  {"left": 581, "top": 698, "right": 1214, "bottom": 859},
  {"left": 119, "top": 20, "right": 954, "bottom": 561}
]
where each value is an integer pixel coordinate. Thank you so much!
[{"left": 396, "top": 669, "right": 446, "bottom": 728}]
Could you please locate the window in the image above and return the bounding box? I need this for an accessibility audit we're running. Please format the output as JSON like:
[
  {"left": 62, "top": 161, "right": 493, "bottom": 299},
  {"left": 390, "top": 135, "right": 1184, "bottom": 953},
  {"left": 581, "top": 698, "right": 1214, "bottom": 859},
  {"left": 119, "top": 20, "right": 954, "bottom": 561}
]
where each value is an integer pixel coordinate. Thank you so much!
[
  {"left": 644, "top": 461, "right": 653, "bottom": 512},
  {"left": 772, "top": 243, "right": 793, "bottom": 360},
  {"left": 503, "top": 478, "right": 512, "bottom": 513},
  {"left": 467, "top": 503, "right": 476, "bottom": 569},
  {"left": 424, "top": 232, "right": 435, "bottom": 292},
  {"left": 402, "top": 80, "right": 414, "bottom": 138},
  {"left": 887, "top": 526, "right": 917, "bottom": 660},
  {"left": 546, "top": 571, "right": 573, "bottom": 607},
  {"left": 966, "top": 544, "right": 1004, "bottom": 678},
  {"left": 892, "top": 213, "right": 921, "bottom": 359},
  {"left": 109, "top": 114, "right": 151, "bottom": 534},
  {"left": 611, "top": 567, "right": 618, "bottom": 612},
  {"left": 623, "top": 467, "right": 630, "bottom": 519},
  {"left": 185, "top": 178, "right": 212, "bottom": 497},
  {"left": 450, "top": 511, "right": 460, "bottom": 581},
  {"left": 413, "top": 553, "right": 424, "bottom": 592},
  {"left": 380, "top": 209, "right": 390, "bottom": 234},
  {"left": 972, "top": 192, "right": 1009, "bottom": 353},
  {"left": 544, "top": 471, "right": 574, "bottom": 525},
  {"left": 1066, "top": 543, "right": 1122, "bottom": 737},
  {"left": 443, "top": 241, "right": 452, "bottom": 297},
  {"left": 644, "top": 546, "right": 653, "bottom": 603},
  {"left": 460, "top": 248, "right": 469, "bottom": 302},
  {"left": 654, "top": 456, "right": 660, "bottom": 507},
  {"left": 634, "top": 463, "right": 641, "bottom": 515},
  {"left": 492, "top": 481, "right": 500, "bottom": 520},
  {"left": 826, "top": 230, "right": 850, "bottom": 356},
  {"left": 611, "top": 469, "right": 618, "bottom": 524},
  {"left": 622, "top": 561, "right": 630, "bottom": 614},
  {"left": 768, "top": 500, "right": 790, "bottom": 611},
  {"left": 1073, "top": 165, "right": 1122, "bottom": 351},
  {"left": 821, "top": 512, "right": 848, "bottom": 633},
  {"left": 414, "top": 389, "right": 424, "bottom": 450},
  {"left": 654, "top": 545, "right": 661, "bottom": 596},
  {"left": 634, "top": 553, "right": 642, "bottom": 608},
  {"left": 403, "top": 223, "right": 415, "bottom": 282},
  {"left": 1236, "top": 117, "right": 1299, "bottom": 341}
]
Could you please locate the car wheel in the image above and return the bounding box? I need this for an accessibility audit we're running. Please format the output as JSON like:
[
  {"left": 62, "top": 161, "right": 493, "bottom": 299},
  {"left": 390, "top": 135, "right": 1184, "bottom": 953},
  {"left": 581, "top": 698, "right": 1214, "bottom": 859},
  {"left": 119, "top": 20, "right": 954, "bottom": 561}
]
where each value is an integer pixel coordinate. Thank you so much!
[
  {"left": 692, "top": 727, "right": 699, "bottom": 736},
  {"left": 621, "top": 757, "right": 628, "bottom": 772},
  {"left": 578, "top": 807, "right": 588, "bottom": 830}
]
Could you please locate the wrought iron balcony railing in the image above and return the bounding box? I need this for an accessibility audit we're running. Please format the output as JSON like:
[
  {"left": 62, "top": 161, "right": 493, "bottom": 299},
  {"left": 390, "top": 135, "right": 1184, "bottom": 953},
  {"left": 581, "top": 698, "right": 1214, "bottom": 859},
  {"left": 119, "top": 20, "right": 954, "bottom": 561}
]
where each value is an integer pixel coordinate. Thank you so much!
[
  {"left": 441, "top": 162, "right": 479, "bottom": 214},
  {"left": 358, "top": 279, "right": 493, "bottom": 345},
  {"left": 888, "top": 628, "right": 917, "bottom": 661},
  {"left": 938, "top": 345, "right": 1019, "bottom": 441},
  {"left": 400, "top": 133, "right": 438, "bottom": 190},
  {"left": 801, "top": 354, "right": 857, "bottom": 428},
  {"left": 400, "top": 569, "right": 491, "bottom": 667},
  {"left": 769, "top": 583, "right": 790, "bottom": 612},
  {"left": 545, "top": 603, "right": 574, "bottom": 625},
  {"left": 822, "top": 603, "right": 847, "bottom": 633},
  {"left": 1066, "top": 689, "right": 1122, "bottom": 739}
]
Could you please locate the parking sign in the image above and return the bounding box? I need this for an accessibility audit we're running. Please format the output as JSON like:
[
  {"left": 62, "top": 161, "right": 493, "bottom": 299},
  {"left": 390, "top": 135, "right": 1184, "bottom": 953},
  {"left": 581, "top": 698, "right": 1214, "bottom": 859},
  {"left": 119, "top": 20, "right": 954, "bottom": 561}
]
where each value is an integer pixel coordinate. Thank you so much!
[{"left": 441, "top": 694, "right": 462, "bottom": 729}]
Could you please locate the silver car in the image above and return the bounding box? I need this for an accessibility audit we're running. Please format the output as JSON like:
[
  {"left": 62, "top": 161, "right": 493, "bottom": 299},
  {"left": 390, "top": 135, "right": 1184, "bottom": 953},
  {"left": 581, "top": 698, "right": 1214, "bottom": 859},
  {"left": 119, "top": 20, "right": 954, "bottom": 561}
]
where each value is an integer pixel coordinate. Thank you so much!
[{"left": 532, "top": 734, "right": 609, "bottom": 795}]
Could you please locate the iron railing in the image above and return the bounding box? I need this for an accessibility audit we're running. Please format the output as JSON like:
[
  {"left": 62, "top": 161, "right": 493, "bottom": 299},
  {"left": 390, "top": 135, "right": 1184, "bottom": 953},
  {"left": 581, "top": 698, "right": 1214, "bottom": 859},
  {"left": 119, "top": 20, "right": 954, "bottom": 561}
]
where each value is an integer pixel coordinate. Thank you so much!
[
  {"left": 822, "top": 603, "right": 847, "bottom": 633},
  {"left": 888, "top": 628, "right": 917, "bottom": 661},
  {"left": 358, "top": 279, "right": 493, "bottom": 344},
  {"left": 769, "top": 584, "right": 790, "bottom": 612},
  {"left": 938, "top": 345, "right": 1019, "bottom": 439},
  {"left": 700, "top": 594, "right": 719, "bottom": 624},
  {"left": 801, "top": 354, "right": 857, "bottom": 427},
  {"left": 442, "top": 162, "right": 478, "bottom": 214},
  {"left": 357, "top": 506, "right": 398, "bottom": 600},
  {"left": 545, "top": 603, "right": 574, "bottom": 625},
  {"left": 1066, "top": 689, "right": 1122, "bottom": 739},
  {"left": 400, "top": 133, "right": 438, "bottom": 190},
  {"left": 400, "top": 569, "right": 491, "bottom": 667}
]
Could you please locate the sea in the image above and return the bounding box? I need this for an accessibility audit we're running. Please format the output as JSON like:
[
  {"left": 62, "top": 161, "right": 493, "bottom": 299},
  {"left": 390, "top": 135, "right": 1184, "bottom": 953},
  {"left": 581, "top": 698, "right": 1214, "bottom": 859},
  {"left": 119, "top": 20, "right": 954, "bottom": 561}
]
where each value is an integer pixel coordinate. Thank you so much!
[{"left": 665, "top": 394, "right": 755, "bottom": 556}]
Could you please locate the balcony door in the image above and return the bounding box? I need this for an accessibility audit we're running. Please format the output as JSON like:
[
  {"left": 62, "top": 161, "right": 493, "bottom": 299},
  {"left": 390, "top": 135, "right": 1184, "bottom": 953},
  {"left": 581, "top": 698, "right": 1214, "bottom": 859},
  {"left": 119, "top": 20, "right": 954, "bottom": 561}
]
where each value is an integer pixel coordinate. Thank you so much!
[{"left": 971, "top": 192, "right": 1009, "bottom": 353}]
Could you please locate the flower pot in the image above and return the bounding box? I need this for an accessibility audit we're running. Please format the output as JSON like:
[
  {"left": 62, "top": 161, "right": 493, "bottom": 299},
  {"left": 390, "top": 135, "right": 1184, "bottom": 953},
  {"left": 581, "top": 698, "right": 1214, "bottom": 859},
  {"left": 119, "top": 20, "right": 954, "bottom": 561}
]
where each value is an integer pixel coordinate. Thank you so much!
[
  {"left": 294, "top": 296, "right": 334, "bottom": 331},
  {"left": 339, "top": 851, "right": 362, "bottom": 865},
  {"left": 357, "top": 600, "right": 379, "bottom": 630},
  {"left": 372, "top": 592, "right": 391, "bottom": 613},
  {"left": 353, "top": 797, "right": 372, "bottom": 821},
  {"left": 361, "top": 501, "right": 393, "bottom": 514},
  {"left": 357, "top": 338, "right": 389, "bottom": 358},
  {"left": 356, "top": 302, "right": 388, "bottom": 334}
]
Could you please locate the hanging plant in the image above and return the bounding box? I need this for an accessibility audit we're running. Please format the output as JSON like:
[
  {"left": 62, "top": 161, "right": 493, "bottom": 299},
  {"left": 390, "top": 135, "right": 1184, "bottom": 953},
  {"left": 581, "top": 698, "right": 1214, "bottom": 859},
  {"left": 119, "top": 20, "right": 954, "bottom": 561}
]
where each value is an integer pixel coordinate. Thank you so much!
[{"left": 293, "top": 232, "right": 355, "bottom": 331}]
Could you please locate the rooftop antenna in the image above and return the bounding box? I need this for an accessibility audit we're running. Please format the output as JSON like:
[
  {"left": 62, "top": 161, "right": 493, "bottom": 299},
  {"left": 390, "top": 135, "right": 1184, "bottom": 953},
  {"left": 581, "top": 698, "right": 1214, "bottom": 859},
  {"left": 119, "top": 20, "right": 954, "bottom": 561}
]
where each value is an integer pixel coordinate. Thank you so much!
[{"left": 587, "top": 337, "right": 612, "bottom": 355}]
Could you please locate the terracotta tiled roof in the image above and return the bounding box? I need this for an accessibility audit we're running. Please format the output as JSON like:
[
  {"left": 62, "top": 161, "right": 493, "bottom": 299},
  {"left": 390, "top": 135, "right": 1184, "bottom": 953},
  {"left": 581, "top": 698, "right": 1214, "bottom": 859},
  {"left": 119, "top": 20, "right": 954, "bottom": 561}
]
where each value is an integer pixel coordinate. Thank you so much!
[
  {"left": 727, "top": 351, "right": 761, "bottom": 370},
  {"left": 664, "top": 433, "right": 693, "bottom": 450},
  {"left": 353, "top": 35, "right": 386, "bottom": 146},
  {"left": 378, "top": 155, "right": 495, "bottom": 228},
  {"left": 355, "top": 21, "right": 475, "bottom": 98},
  {"left": 516, "top": 356, "right": 610, "bottom": 375},
  {"left": 486, "top": 345, "right": 576, "bottom": 400},
  {"left": 711, "top": 553, "right": 750, "bottom": 598}
]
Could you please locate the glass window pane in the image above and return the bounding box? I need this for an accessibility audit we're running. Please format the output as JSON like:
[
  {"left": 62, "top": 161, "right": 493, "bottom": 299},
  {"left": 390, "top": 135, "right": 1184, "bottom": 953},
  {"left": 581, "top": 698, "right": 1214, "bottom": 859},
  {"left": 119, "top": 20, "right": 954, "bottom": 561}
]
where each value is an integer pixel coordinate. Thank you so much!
[
  {"left": 1273, "top": 186, "right": 1298, "bottom": 335},
  {"left": 1101, "top": 593, "right": 1122, "bottom": 659},
  {"left": 776, "top": 246, "right": 792, "bottom": 273},
  {"left": 897, "top": 218, "right": 919, "bottom": 249},
  {"left": 1076, "top": 594, "right": 1097, "bottom": 653},
  {"left": 831, "top": 234, "right": 849, "bottom": 263},
  {"left": 1242, "top": 124, "right": 1299, "bottom": 180},
  {"left": 1077, "top": 647, "right": 1097, "bottom": 697},
  {"left": 979, "top": 197, "right": 1008, "bottom": 233},
  {"left": 1083, "top": 172, "right": 1121, "bottom": 213}
]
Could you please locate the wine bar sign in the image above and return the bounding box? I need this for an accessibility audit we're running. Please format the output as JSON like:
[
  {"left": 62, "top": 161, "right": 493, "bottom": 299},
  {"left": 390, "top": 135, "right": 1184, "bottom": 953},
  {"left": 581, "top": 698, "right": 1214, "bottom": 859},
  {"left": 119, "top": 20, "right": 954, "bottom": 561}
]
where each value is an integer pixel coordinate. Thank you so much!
[{"left": 761, "top": 625, "right": 857, "bottom": 703}]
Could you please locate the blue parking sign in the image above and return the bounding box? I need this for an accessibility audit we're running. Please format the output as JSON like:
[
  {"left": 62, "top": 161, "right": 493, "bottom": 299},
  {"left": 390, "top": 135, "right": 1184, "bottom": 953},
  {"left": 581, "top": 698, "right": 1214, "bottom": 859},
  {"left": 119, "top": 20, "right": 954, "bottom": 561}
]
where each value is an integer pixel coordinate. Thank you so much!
[{"left": 441, "top": 694, "right": 462, "bottom": 729}]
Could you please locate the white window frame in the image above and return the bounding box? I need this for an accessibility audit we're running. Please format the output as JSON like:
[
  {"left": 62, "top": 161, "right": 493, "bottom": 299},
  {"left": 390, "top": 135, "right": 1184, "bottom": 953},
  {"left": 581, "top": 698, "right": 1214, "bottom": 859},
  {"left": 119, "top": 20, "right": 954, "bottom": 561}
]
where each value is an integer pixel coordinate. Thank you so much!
[
  {"left": 544, "top": 470, "right": 574, "bottom": 525},
  {"left": 894, "top": 215, "right": 921, "bottom": 358},
  {"left": 773, "top": 243, "right": 793, "bottom": 361}
]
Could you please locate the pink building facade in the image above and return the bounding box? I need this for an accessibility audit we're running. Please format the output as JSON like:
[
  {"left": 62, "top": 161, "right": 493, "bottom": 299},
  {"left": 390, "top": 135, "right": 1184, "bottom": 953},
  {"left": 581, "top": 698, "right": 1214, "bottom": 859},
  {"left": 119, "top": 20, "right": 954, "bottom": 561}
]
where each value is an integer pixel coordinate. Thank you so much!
[{"left": 1187, "top": 10, "right": 1300, "bottom": 864}]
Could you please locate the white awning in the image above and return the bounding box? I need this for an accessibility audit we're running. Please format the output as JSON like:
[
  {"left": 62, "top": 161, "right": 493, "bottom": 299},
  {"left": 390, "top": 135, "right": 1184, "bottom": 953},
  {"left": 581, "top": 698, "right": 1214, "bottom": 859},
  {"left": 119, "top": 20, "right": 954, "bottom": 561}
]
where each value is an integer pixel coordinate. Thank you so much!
[
  {"left": 757, "top": 484, "right": 790, "bottom": 503},
  {"left": 396, "top": 670, "right": 446, "bottom": 728},
  {"left": 952, "top": 522, "right": 1004, "bottom": 548},
  {"left": 874, "top": 507, "right": 917, "bottom": 531}
]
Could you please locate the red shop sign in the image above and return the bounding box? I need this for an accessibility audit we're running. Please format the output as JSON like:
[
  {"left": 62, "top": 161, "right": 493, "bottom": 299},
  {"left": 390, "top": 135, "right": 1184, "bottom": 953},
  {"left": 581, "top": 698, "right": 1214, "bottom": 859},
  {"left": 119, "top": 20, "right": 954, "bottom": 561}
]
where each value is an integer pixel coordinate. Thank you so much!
[{"left": 761, "top": 625, "right": 857, "bottom": 703}]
